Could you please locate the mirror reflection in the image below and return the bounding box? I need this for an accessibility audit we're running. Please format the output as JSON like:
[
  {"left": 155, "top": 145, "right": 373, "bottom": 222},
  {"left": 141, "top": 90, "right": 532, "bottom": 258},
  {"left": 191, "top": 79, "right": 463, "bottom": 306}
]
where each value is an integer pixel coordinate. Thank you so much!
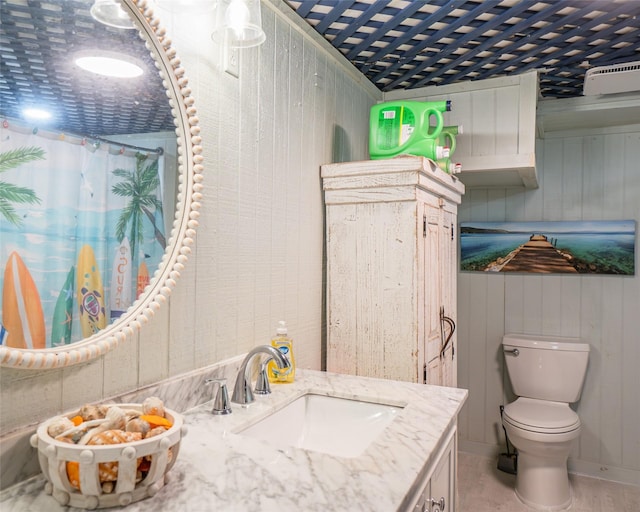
[{"left": 0, "top": 0, "right": 178, "bottom": 349}]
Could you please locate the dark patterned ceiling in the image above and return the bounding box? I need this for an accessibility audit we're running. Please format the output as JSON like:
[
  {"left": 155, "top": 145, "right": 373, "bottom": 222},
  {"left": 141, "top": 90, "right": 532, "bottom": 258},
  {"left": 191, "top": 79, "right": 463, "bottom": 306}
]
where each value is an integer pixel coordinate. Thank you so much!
[
  {"left": 2, "top": 1, "right": 639, "bottom": 138},
  {"left": 284, "top": 0, "right": 640, "bottom": 98},
  {"left": 0, "top": 0, "right": 174, "bottom": 136}
]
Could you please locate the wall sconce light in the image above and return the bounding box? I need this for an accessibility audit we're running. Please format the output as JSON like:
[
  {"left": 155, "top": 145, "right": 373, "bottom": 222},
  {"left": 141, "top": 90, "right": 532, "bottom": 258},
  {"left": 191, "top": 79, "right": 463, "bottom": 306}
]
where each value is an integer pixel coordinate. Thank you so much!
[
  {"left": 90, "top": 0, "right": 135, "bottom": 29},
  {"left": 211, "top": 0, "right": 266, "bottom": 48}
]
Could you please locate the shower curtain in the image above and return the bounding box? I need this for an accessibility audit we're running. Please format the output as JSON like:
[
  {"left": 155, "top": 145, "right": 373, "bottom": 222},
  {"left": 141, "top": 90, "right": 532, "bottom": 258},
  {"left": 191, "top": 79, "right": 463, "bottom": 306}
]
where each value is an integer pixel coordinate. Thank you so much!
[{"left": 0, "top": 122, "right": 165, "bottom": 349}]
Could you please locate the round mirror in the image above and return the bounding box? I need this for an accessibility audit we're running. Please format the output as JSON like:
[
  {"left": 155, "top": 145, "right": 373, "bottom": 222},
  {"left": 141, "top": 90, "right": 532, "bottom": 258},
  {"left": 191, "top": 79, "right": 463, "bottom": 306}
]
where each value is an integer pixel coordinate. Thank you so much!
[{"left": 0, "top": 0, "right": 202, "bottom": 369}]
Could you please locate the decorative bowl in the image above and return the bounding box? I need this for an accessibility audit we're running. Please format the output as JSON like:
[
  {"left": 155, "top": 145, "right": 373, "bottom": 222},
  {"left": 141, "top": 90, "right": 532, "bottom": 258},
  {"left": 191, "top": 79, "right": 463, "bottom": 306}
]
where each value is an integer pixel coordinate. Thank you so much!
[{"left": 30, "top": 403, "right": 185, "bottom": 509}]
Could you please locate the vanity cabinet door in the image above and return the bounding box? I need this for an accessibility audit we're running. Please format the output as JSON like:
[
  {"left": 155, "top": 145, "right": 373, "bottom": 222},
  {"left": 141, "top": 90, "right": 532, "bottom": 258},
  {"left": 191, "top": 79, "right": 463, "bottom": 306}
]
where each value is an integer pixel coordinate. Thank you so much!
[
  {"left": 429, "top": 431, "right": 456, "bottom": 512},
  {"left": 406, "top": 425, "right": 457, "bottom": 512},
  {"left": 413, "top": 480, "right": 431, "bottom": 512}
]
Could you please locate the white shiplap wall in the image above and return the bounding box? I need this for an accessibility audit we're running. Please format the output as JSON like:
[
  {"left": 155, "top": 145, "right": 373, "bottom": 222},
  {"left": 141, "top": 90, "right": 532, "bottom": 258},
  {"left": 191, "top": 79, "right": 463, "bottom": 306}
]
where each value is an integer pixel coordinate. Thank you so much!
[
  {"left": 457, "top": 123, "right": 640, "bottom": 485},
  {"left": 0, "top": 0, "right": 380, "bottom": 442},
  {"left": 3, "top": 0, "right": 638, "bottom": 493}
]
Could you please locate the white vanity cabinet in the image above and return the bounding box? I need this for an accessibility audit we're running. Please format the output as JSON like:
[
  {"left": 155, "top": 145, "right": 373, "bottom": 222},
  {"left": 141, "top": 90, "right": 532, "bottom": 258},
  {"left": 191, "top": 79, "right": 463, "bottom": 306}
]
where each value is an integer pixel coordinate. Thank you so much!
[
  {"left": 321, "top": 156, "right": 465, "bottom": 386},
  {"left": 410, "top": 426, "right": 457, "bottom": 512}
]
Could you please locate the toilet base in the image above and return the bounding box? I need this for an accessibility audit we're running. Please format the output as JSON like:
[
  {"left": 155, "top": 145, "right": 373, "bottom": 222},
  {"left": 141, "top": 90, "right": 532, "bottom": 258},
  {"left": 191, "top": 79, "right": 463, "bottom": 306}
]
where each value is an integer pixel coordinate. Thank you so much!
[{"left": 514, "top": 450, "right": 572, "bottom": 511}]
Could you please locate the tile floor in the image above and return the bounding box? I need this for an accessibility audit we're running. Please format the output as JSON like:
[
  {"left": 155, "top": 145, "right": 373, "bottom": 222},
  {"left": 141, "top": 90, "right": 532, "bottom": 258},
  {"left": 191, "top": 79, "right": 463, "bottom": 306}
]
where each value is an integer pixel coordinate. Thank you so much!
[{"left": 458, "top": 451, "right": 640, "bottom": 512}]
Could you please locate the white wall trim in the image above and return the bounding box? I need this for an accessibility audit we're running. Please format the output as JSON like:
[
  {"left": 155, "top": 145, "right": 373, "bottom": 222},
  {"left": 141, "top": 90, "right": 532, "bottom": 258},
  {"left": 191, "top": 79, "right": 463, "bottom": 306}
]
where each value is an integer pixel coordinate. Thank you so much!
[
  {"left": 460, "top": 440, "right": 640, "bottom": 488},
  {"left": 568, "top": 459, "right": 640, "bottom": 488},
  {"left": 459, "top": 439, "right": 502, "bottom": 459}
]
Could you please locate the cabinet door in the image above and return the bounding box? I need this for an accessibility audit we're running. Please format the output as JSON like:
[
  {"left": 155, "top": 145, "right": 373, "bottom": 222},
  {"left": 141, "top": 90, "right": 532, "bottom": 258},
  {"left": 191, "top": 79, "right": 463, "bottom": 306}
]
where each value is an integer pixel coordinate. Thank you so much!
[
  {"left": 429, "top": 432, "right": 456, "bottom": 512},
  {"left": 423, "top": 204, "right": 442, "bottom": 372},
  {"left": 440, "top": 345, "right": 455, "bottom": 390},
  {"left": 439, "top": 210, "right": 457, "bottom": 387},
  {"left": 423, "top": 202, "right": 459, "bottom": 387},
  {"left": 425, "top": 354, "right": 441, "bottom": 386},
  {"left": 407, "top": 426, "right": 457, "bottom": 512},
  {"left": 413, "top": 479, "right": 431, "bottom": 512}
]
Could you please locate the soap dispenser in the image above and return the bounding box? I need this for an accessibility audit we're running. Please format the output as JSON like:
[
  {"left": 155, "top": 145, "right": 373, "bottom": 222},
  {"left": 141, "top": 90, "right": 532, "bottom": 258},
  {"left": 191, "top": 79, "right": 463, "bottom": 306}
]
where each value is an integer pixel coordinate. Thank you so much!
[{"left": 267, "top": 321, "right": 295, "bottom": 383}]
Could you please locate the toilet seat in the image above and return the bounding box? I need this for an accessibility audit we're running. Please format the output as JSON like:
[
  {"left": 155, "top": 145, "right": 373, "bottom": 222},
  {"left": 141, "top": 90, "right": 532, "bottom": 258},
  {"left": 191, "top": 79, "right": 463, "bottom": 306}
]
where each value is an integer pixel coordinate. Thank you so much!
[{"left": 503, "top": 397, "right": 580, "bottom": 434}]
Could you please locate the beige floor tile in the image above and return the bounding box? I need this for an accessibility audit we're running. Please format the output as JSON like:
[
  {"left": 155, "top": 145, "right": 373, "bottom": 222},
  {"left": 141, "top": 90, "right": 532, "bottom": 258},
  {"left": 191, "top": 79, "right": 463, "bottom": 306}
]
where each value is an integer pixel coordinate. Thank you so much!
[{"left": 458, "top": 451, "right": 640, "bottom": 512}]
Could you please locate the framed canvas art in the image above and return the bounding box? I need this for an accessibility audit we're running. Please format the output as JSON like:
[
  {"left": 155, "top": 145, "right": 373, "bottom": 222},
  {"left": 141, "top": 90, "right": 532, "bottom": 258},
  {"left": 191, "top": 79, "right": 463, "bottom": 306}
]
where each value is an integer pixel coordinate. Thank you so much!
[{"left": 460, "top": 220, "right": 635, "bottom": 275}]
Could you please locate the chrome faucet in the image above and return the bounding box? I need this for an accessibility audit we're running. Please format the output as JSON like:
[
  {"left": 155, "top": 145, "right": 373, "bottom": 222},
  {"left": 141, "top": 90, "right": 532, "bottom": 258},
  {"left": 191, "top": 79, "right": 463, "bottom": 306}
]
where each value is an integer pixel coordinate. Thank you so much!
[{"left": 231, "top": 345, "right": 290, "bottom": 405}]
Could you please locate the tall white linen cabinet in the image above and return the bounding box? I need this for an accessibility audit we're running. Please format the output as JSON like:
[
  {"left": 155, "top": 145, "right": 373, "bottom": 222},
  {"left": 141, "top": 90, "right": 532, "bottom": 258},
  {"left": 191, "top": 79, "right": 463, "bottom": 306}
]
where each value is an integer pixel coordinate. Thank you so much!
[{"left": 321, "top": 156, "right": 465, "bottom": 387}]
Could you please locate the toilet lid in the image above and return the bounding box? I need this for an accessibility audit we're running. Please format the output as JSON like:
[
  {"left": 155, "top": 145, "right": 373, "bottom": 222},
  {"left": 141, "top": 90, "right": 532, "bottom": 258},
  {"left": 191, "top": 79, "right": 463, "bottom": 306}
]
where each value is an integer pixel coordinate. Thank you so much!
[{"left": 503, "top": 398, "right": 580, "bottom": 433}]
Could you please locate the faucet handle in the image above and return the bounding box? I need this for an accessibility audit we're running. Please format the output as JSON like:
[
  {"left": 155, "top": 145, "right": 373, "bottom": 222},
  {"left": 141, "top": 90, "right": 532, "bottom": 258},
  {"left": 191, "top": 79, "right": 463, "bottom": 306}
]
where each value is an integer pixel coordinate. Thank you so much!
[
  {"left": 205, "top": 378, "right": 232, "bottom": 415},
  {"left": 254, "top": 360, "right": 272, "bottom": 395}
]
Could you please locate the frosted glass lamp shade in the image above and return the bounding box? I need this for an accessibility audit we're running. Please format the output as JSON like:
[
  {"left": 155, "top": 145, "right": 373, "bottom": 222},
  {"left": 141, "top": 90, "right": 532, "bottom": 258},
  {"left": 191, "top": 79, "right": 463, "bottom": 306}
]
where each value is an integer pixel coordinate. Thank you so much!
[
  {"left": 90, "top": 0, "right": 135, "bottom": 29},
  {"left": 212, "top": 0, "right": 266, "bottom": 48}
]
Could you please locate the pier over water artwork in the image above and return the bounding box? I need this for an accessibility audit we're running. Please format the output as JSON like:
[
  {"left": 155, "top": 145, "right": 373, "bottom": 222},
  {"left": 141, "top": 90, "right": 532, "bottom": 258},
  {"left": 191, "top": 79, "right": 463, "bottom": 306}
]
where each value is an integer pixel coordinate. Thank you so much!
[{"left": 460, "top": 221, "right": 635, "bottom": 275}]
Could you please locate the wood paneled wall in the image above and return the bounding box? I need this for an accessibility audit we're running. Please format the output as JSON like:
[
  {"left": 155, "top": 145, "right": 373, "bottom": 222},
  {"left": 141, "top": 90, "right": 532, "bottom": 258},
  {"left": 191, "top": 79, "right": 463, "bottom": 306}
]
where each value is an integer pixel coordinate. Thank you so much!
[
  {"left": 0, "top": 0, "right": 379, "bottom": 437},
  {"left": 457, "top": 124, "right": 640, "bottom": 485}
]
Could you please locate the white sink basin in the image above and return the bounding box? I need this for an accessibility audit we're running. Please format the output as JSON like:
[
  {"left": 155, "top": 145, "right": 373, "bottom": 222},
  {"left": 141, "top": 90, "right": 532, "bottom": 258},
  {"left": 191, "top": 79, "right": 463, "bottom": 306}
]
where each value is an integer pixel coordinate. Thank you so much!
[{"left": 239, "top": 393, "right": 402, "bottom": 458}]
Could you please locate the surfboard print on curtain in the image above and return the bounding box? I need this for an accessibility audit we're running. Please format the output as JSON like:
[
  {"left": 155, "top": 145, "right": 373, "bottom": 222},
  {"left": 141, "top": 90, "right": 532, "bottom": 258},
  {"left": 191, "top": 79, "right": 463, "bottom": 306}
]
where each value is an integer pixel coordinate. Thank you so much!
[
  {"left": 51, "top": 266, "right": 74, "bottom": 346},
  {"left": 76, "top": 245, "right": 107, "bottom": 338},
  {"left": 1, "top": 251, "right": 46, "bottom": 349}
]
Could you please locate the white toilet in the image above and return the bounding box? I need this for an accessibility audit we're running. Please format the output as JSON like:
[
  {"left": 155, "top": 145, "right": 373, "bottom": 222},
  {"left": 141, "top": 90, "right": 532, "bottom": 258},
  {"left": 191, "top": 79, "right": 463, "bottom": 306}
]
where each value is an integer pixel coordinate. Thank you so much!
[{"left": 502, "top": 333, "right": 590, "bottom": 511}]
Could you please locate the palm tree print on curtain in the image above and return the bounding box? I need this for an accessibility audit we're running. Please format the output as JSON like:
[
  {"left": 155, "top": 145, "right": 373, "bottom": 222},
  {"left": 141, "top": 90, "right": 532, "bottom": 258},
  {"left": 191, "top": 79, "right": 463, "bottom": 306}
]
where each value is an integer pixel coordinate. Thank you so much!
[
  {"left": 112, "top": 153, "right": 166, "bottom": 299},
  {"left": 0, "top": 121, "right": 165, "bottom": 348},
  {"left": 0, "top": 146, "right": 44, "bottom": 226}
]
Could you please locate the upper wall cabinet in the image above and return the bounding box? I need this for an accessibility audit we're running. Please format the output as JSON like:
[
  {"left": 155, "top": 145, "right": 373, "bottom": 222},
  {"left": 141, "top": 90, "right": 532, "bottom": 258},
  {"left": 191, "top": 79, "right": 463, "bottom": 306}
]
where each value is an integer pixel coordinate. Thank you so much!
[
  {"left": 537, "top": 92, "right": 640, "bottom": 135},
  {"left": 384, "top": 71, "right": 538, "bottom": 189}
]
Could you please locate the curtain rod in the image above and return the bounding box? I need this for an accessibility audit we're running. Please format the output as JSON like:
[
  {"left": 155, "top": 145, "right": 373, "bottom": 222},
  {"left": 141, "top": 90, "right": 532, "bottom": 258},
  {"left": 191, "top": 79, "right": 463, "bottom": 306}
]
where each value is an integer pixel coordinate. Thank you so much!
[
  {"left": 88, "top": 134, "right": 164, "bottom": 155},
  {"left": 2, "top": 116, "right": 164, "bottom": 155}
]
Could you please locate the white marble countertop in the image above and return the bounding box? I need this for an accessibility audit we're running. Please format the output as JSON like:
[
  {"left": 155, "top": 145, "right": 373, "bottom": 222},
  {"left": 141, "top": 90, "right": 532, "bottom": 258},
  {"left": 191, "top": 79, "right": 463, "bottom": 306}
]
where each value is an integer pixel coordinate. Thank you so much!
[{"left": 0, "top": 369, "right": 467, "bottom": 512}]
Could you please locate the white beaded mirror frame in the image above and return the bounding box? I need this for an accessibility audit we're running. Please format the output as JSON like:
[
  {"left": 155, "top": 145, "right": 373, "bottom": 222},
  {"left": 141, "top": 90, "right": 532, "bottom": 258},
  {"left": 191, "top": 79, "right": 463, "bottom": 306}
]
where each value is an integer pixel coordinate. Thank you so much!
[{"left": 0, "top": 0, "right": 203, "bottom": 369}]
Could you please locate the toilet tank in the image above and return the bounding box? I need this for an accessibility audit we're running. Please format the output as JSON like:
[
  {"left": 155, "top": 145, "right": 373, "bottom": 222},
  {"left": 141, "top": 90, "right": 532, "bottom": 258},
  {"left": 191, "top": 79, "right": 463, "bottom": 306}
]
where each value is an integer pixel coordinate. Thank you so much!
[{"left": 503, "top": 334, "right": 590, "bottom": 403}]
